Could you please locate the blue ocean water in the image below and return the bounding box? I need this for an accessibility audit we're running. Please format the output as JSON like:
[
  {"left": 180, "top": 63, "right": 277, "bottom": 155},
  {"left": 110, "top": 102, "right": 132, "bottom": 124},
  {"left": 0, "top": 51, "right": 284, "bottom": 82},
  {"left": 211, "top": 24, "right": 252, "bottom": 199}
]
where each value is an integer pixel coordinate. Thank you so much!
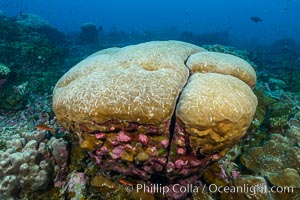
[{"left": 1, "top": 0, "right": 300, "bottom": 46}]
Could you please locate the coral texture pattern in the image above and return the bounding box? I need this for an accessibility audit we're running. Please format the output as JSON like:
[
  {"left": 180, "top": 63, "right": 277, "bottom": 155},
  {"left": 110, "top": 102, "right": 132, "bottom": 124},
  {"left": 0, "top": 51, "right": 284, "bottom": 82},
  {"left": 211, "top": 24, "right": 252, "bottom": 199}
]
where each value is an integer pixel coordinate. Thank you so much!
[{"left": 53, "top": 40, "right": 257, "bottom": 180}]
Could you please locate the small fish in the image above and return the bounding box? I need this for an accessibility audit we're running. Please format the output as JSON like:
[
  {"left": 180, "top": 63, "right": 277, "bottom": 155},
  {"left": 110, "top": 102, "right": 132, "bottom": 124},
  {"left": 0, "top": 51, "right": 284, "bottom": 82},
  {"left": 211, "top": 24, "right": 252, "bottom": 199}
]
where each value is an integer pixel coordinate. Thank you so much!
[
  {"left": 36, "top": 124, "right": 53, "bottom": 131},
  {"left": 119, "top": 179, "right": 135, "bottom": 186},
  {"left": 250, "top": 16, "right": 263, "bottom": 23}
]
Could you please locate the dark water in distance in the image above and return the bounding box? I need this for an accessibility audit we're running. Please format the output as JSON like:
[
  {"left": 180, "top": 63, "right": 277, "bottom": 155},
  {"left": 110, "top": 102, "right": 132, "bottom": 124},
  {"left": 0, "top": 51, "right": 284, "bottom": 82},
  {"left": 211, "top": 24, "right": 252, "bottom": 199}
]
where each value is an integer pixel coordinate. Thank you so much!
[{"left": 1, "top": 0, "right": 300, "bottom": 47}]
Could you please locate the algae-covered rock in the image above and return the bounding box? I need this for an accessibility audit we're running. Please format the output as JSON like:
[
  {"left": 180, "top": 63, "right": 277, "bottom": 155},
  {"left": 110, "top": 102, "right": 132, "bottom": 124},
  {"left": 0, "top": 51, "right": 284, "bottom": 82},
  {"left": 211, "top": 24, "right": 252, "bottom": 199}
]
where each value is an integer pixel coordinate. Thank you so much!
[
  {"left": 267, "top": 168, "right": 300, "bottom": 188},
  {"left": 288, "top": 112, "right": 300, "bottom": 129},
  {"left": 221, "top": 175, "right": 270, "bottom": 200},
  {"left": 90, "top": 175, "right": 118, "bottom": 192},
  {"left": 191, "top": 186, "right": 214, "bottom": 200},
  {"left": 66, "top": 171, "right": 88, "bottom": 200},
  {"left": 268, "top": 78, "right": 286, "bottom": 91},
  {"left": 267, "top": 101, "right": 295, "bottom": 132}
]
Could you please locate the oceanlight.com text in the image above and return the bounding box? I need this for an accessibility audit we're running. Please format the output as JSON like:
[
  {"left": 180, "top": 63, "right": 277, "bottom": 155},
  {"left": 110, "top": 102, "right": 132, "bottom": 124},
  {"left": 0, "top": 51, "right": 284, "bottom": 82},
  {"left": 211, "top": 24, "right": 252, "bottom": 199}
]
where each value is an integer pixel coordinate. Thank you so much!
[{"left": 124, "top": 183, "right": 294, "bottom": 196}]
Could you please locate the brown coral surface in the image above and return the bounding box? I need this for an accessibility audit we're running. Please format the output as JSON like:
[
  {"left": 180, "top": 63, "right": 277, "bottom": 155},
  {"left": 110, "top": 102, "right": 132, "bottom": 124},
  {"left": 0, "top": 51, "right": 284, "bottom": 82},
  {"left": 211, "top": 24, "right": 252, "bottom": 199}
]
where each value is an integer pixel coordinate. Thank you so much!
[{"left": 53, "top": 40, "right": 257, "bottom": 181}]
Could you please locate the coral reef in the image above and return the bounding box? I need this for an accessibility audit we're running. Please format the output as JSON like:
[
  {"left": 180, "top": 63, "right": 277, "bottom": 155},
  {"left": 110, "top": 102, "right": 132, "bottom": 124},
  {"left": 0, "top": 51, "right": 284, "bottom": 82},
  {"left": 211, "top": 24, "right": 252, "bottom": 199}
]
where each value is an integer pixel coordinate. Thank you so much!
[
  {"left": 13, "top": 13, "right": 66, "bottom": 45},
  {"left": 53, "top": 40, "right": 257, "bottom": 195},
  {"left": 255, "top": 38, "right": 300, "bottom": 94},
  {"left": 241, "top": 131, "right": 299, "bottom": 176},
  {"left": 278, "top": 71, "right": 300, "bottom": 93},
  {"left": 267, "top": 168, "right": 300, "bottom": 188},
  {"left": 0, "top": 94, "right": 54, "bottom": 135},
  {"left": 203, "top": 145, "right": 241, "bottom": 187},
  {"left": 179, "top": 30, "right": 230, "bottom": 46},
  {"left": 0, "top": 131, "right": 68, "bottom": 199},
  {"left": 0, "top": 63, "right": 10, "bottom": 86},
  {"left": 259, "top": 38, "right": 300, "bottom": 71},
  {"left": 288, "top": 111, "right": 300, "bottom": 129},
  {"left": 64, "top": 171, "right": 88, "bottom": 200},
  {"left": 256, "top": 77, "right": 299, "bottom": 134},
  {"left": 0, "top": 16, "right": 68, "bottom": 111},
  {"left": 0, "top": 94, "right": 69, "bottom": 199},
  {"left": 0, "top": 63, "right": 11, "bottom": 78},
  {"left": 201, "top": 44, "right": 259, "bottom": 69},
  {"left": 77, "top": 23, "right": 99, "bottom": 45},
  {"left": 228, "top": 114, "right": 300, "bottom": 200},
  {"left": 221, "top": 175, "right": 272, "bottom": 199},
  {"left": 14, "top": 13, "right": 52, "bottom": 29}
]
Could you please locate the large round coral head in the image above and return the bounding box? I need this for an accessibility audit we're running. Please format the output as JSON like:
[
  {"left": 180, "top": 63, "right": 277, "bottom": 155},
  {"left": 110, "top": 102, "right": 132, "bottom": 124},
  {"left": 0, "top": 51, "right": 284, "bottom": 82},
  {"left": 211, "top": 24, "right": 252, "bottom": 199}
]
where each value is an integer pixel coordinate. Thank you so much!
[{"left": 53, "top": 40, "right": 257, "bottom": 181}]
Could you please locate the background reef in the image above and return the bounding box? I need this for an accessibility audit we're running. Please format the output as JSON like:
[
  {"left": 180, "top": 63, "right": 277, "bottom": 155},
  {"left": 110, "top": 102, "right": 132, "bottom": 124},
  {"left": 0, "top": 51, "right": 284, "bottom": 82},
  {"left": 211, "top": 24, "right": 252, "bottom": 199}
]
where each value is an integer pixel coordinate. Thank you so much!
[
  {"left": 0, "top": 14, "right": 68, "bottom": 111},
  {"left": 0, "top": 11, "right": 299, "bottom": 200}
]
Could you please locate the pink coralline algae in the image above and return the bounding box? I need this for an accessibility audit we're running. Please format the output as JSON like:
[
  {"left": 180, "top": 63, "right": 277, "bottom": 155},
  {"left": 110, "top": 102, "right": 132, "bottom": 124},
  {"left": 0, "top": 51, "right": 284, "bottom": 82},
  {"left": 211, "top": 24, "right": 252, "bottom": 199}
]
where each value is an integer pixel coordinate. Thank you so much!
[
  {"left": 65, "top": 171, "right": 88, "bottom": 200},
  {"left": 95, "top": 132, "right": 106, "bottom": 139},
  {"left": 177, "top": 147, "right": 186, "bottom": 155},
  {"left": 87, "top": 124, "right": 170, "bottom": 179},
  {"left": 117, "top": 131, "right": 131, "bottom": 142},
  {"left": 111, "top": 146, "right": 125, "bottom": 159},
  {"left": 138, "top": 134, "right": 148, "bottom": 146},
  {"left": 174, "top": 160, "right": 188, "bottom": 169},
  {"left": 160, "top": 139, "right": 169, "bottom": 148}
]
